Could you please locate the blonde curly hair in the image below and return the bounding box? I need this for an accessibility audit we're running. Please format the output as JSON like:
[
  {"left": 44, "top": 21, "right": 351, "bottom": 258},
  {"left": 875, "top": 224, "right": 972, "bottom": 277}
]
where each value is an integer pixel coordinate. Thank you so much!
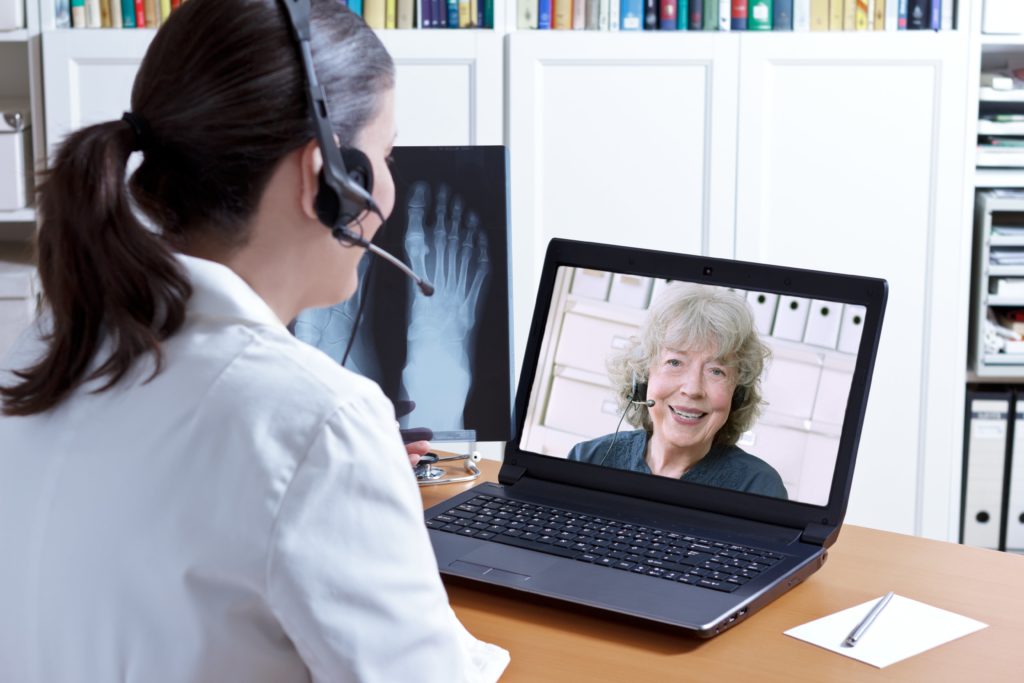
[{"left": 608, "top": 283, "right": 770, "bottom": 446}]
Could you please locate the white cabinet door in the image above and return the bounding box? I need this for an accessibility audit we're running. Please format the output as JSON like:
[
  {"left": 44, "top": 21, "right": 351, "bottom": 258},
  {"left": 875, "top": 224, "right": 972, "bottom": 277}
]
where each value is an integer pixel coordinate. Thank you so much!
[
  {"left": 508, "top": 32, "right": 740, "bottom": 367},
  {"left": 734, "top": 32, "right": 970, "bottom": 535},
  {"left": 42, "top": 30, "right": 502, "bottom": 157}
]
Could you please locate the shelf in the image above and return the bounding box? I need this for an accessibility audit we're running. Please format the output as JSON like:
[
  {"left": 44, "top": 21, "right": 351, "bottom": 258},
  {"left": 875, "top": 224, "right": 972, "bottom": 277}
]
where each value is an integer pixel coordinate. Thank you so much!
[
  {"left": 989, "top": 237, "right": 1024, "bottom": 248},
  {"left": 0, "top": 208, "right": 35, "bottom": 223},
  {"left": 979, "top": 87, "right": 1024, "bottom": 103},
  {"left": 981, "top": 34, "right": 1024, "bottom": 47},
  {"left": 986, "top": 295, "right": 1024, "bottom": 306},
  {"left": 0, "top": 29, "right": 28, "bottom": 42},
  {"left": 988, "top": 265, "right": 1024, "bottom": 275},
  {"left": 976, "top": 168, "right": 1024, "bottom": 188}
]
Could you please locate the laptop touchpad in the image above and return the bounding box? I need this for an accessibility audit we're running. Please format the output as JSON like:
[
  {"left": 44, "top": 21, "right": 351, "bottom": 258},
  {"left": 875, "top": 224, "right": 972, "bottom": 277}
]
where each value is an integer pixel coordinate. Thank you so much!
[{"left": 455, "top": 543, "right": 561, "bottom": 578}]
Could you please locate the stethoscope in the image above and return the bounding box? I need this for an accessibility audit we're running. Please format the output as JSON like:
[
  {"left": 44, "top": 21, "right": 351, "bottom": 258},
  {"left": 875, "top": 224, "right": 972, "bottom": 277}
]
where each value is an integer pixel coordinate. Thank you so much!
[{"left": 414, "top": 451, "right": 482, "bottom": 486}]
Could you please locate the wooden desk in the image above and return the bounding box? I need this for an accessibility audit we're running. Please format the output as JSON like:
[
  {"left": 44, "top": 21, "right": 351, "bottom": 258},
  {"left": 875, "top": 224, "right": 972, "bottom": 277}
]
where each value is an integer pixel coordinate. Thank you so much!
[{"left": 422, "top": 460, "right": 1024, "bottom": 682}]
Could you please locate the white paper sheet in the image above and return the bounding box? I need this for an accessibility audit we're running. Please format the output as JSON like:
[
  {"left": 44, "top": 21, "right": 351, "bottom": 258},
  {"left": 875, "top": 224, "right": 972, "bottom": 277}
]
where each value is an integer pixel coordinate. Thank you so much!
[{"left": 784, "top": 595, "right": 988, "bottom": 668}]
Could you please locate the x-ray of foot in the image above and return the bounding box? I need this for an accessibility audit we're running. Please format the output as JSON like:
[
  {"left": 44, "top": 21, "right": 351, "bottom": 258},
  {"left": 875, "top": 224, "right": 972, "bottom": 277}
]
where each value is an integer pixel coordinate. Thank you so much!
[
  {"left": 401, "top": 181, "right": 491, "bottom": 431},
  {"left": 292, "top": 256, "right": 381, "bottom": 380}
]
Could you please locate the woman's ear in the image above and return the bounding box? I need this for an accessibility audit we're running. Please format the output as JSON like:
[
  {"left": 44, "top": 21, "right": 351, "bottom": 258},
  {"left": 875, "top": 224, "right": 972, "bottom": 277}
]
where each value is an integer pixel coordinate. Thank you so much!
[{"left": 299, "top": 139, "right": 323, "bottom": 222}]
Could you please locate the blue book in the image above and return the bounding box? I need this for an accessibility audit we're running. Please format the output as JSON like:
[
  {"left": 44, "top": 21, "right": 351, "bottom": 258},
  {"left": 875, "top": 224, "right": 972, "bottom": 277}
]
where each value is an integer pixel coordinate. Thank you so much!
[
  {"left": 772, "top": 0, "right": 791, "bottom": 29},
  {"left": 538, "top": 0, "right": 552, "bottom": 28},
  {"left": 447, "top": 0, "right": 458, "bottom": 26},
  {"left": 434, "top": 0, "right": 445, "bottom": 26},
  {"left": 620, "top": 0, "right": 644, "bottom": 29},
  {"left": 929, "top": 0, "right": 940, "bottom": 29},
  {"left": 677, "top": 0, "right": 689, "bottom": 28},
  {"left": 121, "top": 0, "right": 136, "bottom": 28},
  {"left": 348, "top": 0, "right": 363, "bottom": 17}
]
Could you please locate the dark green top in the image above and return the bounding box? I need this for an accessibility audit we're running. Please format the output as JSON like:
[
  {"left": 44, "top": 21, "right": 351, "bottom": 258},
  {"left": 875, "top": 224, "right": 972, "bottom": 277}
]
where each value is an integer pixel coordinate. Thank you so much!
[{"left": 567, "top": 429, "right": 788, "bottom": 499}]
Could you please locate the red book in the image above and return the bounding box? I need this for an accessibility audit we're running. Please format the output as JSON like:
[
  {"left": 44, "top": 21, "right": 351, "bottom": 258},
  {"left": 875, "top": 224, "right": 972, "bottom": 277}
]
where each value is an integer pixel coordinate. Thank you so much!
[
  {"left": 171, "top": 0, "right": 181, "bottom": 8},
  {"left": 659, "top": 0, "right": 678, "bottom": 29},
  {"left": 134, "top": 0, "right": 146, "bottom": 27},
  {"left": 731, "top": 0, "right": 747, "bottom": 28}
]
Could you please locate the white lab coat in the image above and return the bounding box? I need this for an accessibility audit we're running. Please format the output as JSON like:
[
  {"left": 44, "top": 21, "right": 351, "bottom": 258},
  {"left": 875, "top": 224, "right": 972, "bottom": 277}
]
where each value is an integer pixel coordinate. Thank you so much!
[{"left": 0, "top": 254, "right": 508, "bottom": 682}]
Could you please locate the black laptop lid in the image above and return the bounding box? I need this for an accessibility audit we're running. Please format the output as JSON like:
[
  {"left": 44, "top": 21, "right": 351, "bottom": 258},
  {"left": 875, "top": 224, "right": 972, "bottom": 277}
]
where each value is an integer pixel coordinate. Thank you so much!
[{"left": 503, "top": 239, "right": 887, "bottom": 542}]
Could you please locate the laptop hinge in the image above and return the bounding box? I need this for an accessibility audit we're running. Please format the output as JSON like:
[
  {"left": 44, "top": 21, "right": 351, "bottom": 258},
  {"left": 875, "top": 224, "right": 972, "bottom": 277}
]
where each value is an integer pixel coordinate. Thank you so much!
[
  {"left": 498, "top": 464, "right": 527, "bottom": 485},
  {"left": 800, "top": 522, "right": 837, "bottom": 547}
]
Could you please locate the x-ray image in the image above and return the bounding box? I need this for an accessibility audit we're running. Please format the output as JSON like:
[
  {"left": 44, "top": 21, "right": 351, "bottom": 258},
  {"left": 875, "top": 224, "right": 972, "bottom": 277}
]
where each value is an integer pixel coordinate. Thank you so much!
[{"left": 293, "top": 146, "right": 513, "bottom": 442}]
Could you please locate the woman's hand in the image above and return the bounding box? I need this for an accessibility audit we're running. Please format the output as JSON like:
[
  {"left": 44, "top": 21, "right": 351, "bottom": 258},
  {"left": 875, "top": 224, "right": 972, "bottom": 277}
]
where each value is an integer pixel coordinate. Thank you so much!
[{"left": 405, "top": 440, "right": 431, "bottom": 467}]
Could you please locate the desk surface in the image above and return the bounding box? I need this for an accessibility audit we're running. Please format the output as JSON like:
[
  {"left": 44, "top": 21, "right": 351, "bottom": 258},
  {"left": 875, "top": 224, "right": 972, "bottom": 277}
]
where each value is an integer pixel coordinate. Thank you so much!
[{"left": 422, "top": 460, "right": 1024, "bottom": 682}]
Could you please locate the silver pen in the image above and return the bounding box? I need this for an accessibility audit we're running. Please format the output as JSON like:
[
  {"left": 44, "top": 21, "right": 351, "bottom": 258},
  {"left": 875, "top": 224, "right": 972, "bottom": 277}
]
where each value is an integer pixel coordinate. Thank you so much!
[{"left": 842, "top": 591, "right": 895, "bottom": 648}]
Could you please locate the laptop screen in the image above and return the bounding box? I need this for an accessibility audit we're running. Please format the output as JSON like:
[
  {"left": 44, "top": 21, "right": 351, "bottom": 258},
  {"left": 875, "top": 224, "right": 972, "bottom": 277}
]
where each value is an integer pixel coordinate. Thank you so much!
[{"left": 519, "top": 266, "right": 866, "bottom": 507}]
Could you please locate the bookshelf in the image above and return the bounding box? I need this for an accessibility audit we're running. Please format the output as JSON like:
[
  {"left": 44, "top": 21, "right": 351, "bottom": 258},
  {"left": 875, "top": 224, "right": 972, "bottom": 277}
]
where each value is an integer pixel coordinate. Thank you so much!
[{"left": 0, "top": 0, "right": 990, "bottom": 544}]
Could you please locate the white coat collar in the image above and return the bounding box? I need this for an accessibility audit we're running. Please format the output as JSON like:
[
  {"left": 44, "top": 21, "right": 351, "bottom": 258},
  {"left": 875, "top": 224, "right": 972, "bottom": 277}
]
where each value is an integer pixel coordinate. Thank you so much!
[{"left": 175, "top": 253, "right": 285, "bottom": 329}]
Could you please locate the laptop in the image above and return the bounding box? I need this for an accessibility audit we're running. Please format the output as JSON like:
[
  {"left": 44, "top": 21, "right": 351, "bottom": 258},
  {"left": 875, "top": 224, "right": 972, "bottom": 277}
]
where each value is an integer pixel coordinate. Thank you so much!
[{"left": 424, "top": 239, "right": 887, "bottom": 636}]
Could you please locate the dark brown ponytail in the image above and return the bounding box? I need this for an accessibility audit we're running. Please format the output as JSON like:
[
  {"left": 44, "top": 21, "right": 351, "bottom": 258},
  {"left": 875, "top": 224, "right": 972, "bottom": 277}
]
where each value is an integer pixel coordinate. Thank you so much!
[{"left": 1, "top": 0, "right": 393, "bottom": 416}]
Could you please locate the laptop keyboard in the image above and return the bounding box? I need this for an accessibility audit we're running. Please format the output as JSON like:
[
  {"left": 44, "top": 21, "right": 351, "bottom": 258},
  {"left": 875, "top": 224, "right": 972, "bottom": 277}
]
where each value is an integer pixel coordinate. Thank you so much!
[{"left": 427, "top": 494, "right": 784, "bottom": 593}]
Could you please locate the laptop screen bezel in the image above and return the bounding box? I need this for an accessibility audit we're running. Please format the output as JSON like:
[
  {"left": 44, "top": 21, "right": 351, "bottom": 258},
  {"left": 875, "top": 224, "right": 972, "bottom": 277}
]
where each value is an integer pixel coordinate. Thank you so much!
[{"left": 502, "top": 239, "right": 888, "bottom": 536}]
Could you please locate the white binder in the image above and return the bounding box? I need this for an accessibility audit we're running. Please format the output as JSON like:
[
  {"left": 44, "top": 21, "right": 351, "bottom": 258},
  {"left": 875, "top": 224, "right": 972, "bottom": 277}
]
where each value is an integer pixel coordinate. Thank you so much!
[
  {"left": 1007, "top": 395, "right": 1024, "bottom": 552},
  {"left": 837, "top": 304, "right": 866, "bottom": 354},
  {"left": 746, "top": 292, "right": 779, "bottom": 336},
  {"left": 607, "top": 274, "right": 653, "bottom": 309},
  {"left": 771, "top": 296, "right": 810, "bottom": 342},
  {"left": 962, "top": 393, "right": 1010, "bottom": 550},
  {"left": 803, "top": 299, "right": 842, "bottom": 349},
  {"left": 570, "top": 268, "right": 612, "bottom": 301}
]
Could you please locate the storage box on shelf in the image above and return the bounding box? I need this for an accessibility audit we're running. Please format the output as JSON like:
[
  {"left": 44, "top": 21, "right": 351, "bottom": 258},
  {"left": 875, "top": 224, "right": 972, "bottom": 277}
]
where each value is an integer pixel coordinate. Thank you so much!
[{"left": 969, "top": 190, "right": 1024, "bottom": 377}]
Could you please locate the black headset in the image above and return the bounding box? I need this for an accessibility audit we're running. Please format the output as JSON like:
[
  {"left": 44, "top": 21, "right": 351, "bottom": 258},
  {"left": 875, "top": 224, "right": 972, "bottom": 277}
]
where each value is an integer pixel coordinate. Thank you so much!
[
  {"left": 279, "top": 0, "right": 379, "bottom": 243},
  {"left": 278, "top": 0, "right": 433, "bottom": 296}
]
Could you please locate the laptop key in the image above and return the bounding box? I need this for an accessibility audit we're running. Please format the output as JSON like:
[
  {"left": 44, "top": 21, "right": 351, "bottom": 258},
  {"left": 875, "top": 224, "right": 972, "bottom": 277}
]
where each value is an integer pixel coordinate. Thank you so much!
[{"left": 493, "top": 533, "right": 580, "bottom": 559}]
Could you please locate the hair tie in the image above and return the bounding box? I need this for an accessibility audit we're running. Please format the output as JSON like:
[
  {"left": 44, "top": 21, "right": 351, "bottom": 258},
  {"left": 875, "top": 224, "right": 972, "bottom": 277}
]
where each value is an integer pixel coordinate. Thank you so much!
[{"left": 121, "top": 111, "right": 152, "bottom": 152}]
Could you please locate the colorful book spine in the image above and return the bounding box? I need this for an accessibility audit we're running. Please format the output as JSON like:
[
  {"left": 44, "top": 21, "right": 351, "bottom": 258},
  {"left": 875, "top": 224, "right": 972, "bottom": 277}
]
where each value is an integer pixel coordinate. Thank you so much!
[
  {"left": 364, "top": 0, "right": 385, "bottom": 28},
  {"left": 703, "top": 0, "right": 717, "bottom": 28},
  {"left": 397, "top": 0, "right": 414, "bottom": 27},
  {"left": 144, "top": 0, "right": 155, "bottom": 26},
  {"left": 748, "top": 0, "right": 771, "bottom": 28},
  {"left": 620, "top": 0, "right": 642, "bottom": 28},
  {"left": 85, "top": 0, "right": 101, "bottom": 27},
  {"left": 484, "top": 0, "right": 494, "bottom": 26},
  {"left": 134, "top": 0, "right": 145, "bottom": 28},
  {"left": 940, "top": 0, "right": 951, "bottom": 30},
  {"left": 610, "top": 0, "right": 621, "bottom": 28},
  {"left": 842, "top": 0, "right": 854, "bottom": 28},
  {"left": 731, "top": 0, "right": 746, "bottom": 29},
  {"left": 385, "top": 0, "right": 396, "bottom": 28},
  {"left": 718, "top": 0, "right": 729, "bottom": 28},
  {"left": 906, "top": 0, "right": 927, "bottom": 29},
  {"left": 896, "top": 0, "right": 907, "bottom": 27},
  {"left": 793, "top": 0, "right": 809, "bottom": 28},
  {"left": 348, "top": 0, "right": 363, "bottom": 15},
  {"left": 661, "top": 0, "right": 679, "bottom": 28},
  {"left": 554, "top": 0, "right": 573, "bottom": 28},
  {"left": 585, "top": 0, "right": 599, "bottom": 27},
  {"left": 855, "top": 0, "right": 867, "bottom": 28},
  {"left": 689, "top": 0, "right": 702, "bottom": 29},
  {"left": 518, "top": 0, "right": 538, "bottom": 27},
  {"left": 773, "top": 0, "right": 792, "bottom": 28},
  {"left": 160, "top": 0, "right": 171, "bottom": 23},
  {"left": 110, "top": 0, "right": 122, "bottom": 27},
  {"left": 644, "top": 0, "right": 657, "bottom": 29},
  {"left": 828, "top": 0, "right": 842, "bottom": 28},
  {"left": 810, "top": 0, "right": 827, "bottom": 28},
  {"left": 573, "top": 0, "right": 586, "bottom": 28},
  {"left": 99, "top": 0, "right": 111, "bottom": 27},
  {"left": 873, "top": 0, "right": 884, "bottom": 28},
  {"left": 436, "top": 0, "right": 447, "bottom": 27},
  {"left": 598, "top": 0, "right": 610, "bottom": 28},
  {"left": 121, "top": 0, "right": 135, "bottom": 27},
  {"left": 928, "top": 0, "right": 939, "bottom": 30},
  {"left": 538, "top": 0, "right": 552, "bottom": 28}
]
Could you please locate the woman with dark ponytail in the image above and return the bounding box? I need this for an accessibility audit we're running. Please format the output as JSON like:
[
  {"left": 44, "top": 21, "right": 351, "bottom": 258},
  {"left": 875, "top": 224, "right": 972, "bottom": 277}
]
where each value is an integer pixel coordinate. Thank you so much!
[{"left": 0, "top": 1, "right": 508, "bottom": 680}]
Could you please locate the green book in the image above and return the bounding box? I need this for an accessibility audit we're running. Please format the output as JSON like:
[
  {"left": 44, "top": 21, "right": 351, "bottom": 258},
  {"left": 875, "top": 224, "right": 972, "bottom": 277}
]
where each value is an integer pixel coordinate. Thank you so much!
[
  {"left": 677, "top": 0, "right": 689, "bottom": 29},
  {"left": 748, "top": 0, "right": 773, "bottom": 29},
  {"left": 121, "top": 0, "right": 136, "bottom": 27}
]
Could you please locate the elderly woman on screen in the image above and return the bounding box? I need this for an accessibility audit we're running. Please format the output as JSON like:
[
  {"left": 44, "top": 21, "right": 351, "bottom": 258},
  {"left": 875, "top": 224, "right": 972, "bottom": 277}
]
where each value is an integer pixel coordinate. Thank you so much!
[{"left": 568, "top": 283, "right": 788, "bottom": 499}]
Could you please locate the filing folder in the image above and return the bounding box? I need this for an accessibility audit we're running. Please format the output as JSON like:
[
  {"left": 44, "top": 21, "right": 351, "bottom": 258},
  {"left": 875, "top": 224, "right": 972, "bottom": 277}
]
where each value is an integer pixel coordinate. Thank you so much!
[
  {"left": 772, "top": 296, "right": 810, "bottom": 341},
  {"left": 746, "top": 291, "right": 779, "bottom": 336},
  {"left": 837, "top": 305, "right": 866, "bottom": 355},
  {"left": 1006, "top": 393, "right": 1024, "bottom": 552},
  {"left": 803, "top": 299, "right": 842, "bottom": 349},
  {"left": 961, "top": 391, "right": 1010, "bottom": 550}
]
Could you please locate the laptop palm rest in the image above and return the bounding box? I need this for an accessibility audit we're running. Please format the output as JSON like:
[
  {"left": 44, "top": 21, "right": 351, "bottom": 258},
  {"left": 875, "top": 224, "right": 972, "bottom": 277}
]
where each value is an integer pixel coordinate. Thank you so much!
[{"left": 454, "top": 543, "right": 562, "bottom": 580}]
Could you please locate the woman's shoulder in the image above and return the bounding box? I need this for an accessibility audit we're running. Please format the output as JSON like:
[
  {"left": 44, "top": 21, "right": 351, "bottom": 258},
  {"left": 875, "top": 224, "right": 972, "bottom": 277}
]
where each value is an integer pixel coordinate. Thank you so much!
[
  {"left": 715, "top": 445, "right": 788, "bottom": 498},
  {"left": 567, "top": 429, "right": 646, "bottom": 465}
]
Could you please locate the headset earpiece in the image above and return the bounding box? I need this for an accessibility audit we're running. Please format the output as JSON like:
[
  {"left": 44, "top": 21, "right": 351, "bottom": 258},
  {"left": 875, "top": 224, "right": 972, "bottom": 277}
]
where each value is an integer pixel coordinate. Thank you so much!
[
  {"left": 629, "top": 372, "right": 653, "bottom": 408},
  {"left": 315, "top": 146, "right": 374, "bottom": 231}
]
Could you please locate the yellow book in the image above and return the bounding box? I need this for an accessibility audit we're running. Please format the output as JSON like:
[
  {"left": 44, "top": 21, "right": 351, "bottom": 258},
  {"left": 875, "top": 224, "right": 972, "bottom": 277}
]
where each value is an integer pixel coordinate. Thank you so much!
[
  {"left": 110, "top": 0, "right": 122, "bottom": 27},
  {"left": 810, "top": 0, "right": 829, "bottom": 30},
  {"left": 99, "top": 0, "right": 110, "bottom": 27},
  {"left": 873, "top": 0, "right": 884, "bottom": 29},
  {"left": 161, "top": 0, "right": 171, "bottom": 23},
  {"left": 459, "top": 0, "right": 471, "bottom": 26},
  {"left": 854, "top": 0, "right": 868, "bottom": 28},
  {"left": 364, "top": 0, "right": 386, "bottom": 28},
  {"left": 842, "top": 0, "right": 855, "bottom": 29},
  {"left": 470, "top": 0, "right": 478, "bottom": 25},
  {"left": 385, "top": 0, "right": 396, "bottom": 28},
  {"left": 828, "top": 0, "right": 843, "bottom": 29},
  {"left": 144, "top": 0, "right": 157, "bottom": 26},
  {"left": 397, "top": 0, "right": 414, "bottom": 28},
  {"left": 553, "top": 0, "right": 573, "bottom": 28}
]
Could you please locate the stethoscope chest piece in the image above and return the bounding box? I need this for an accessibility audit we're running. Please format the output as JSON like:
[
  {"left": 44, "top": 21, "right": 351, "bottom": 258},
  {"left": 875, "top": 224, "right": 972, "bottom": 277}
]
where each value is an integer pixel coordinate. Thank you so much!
[{"left": 415, "top": 451, "right": 483, "bottom": 486}]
